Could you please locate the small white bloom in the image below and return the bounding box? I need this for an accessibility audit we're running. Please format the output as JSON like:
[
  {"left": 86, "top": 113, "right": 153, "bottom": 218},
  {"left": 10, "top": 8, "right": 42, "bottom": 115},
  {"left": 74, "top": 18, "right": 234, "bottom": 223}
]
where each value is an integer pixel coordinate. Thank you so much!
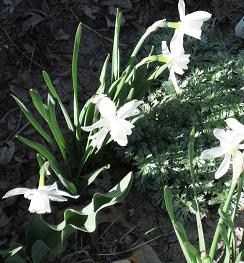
[
  {"left": 161, "top": 31, "right": 190, "bottom": 92},
  {"left": 201, "top": 128, "right": 244, "bottom": 181},
  {"left": 177, "top": 0, "right": 212, "bottom": 39},
  {"left": 2, "top": 182, "right": 79, "bottom": 214},
  {"left": 82, "top": 96, "right": 142, "bottom": 149}
]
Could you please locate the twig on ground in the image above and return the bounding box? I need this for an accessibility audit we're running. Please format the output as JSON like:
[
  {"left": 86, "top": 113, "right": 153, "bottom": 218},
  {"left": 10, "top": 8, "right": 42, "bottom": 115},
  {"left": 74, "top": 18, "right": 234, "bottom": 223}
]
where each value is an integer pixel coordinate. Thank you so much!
[
  {"left": 69, "top": 7, "right": 127, "bottom": 48},
  {"left": 3, "top": 28, "right": 45, "bottom": 69},
  {"left": 95, "top": 233, "right": 164, "bottom": 256}
]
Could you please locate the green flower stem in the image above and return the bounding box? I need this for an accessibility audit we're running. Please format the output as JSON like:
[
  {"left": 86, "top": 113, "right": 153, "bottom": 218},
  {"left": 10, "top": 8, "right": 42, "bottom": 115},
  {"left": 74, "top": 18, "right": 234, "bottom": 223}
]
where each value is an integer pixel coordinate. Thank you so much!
[
  {"left": 38, "top": 173, "right": 45, "bottom": 187},
  {"left": 188, "top": 128, "right": 206, "bottom": 254},
  {"left": 167, "top": 22, "right": 180, "bottom": 29},
  {"left": 209, "top": 181, "right": 237, "bottom": 260}
]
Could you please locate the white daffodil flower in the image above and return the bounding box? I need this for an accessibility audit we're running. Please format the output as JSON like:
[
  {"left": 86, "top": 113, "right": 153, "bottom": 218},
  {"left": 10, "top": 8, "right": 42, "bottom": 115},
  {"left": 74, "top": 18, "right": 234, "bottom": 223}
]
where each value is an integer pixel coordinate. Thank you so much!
[
  {"left": 177, "top": 0, "right": 212, "bottom": 39},
  {"left": 2, "top": 182, "right": 79, "bottom": 214},
  {"left": 82, "top": 96, "right": 142, "bottom": 149},
  {"left": 161, "top": 31, "right": 190, "bottom": 92},
  {"left": 201, "top": 128, "right": 244, "bottom": 182}
]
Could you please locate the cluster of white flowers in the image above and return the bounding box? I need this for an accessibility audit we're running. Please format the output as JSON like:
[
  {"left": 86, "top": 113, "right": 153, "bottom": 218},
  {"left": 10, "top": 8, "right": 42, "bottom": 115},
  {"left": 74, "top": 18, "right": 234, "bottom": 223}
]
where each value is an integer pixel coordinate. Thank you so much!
[
  {"left": 1, "top": 0, "right": 213, "bottom": 215},
  {"left": 201, "top": 118, "right": 244, "bottom": 184},
  {"left": 158, "top": 0, "right": 211, "bottom": 91}
]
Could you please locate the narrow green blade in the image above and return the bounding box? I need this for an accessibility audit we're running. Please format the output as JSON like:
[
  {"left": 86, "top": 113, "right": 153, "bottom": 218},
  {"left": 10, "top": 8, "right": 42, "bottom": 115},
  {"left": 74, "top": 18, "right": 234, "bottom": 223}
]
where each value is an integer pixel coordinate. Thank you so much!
[
  {"left": 111, "top": 9, "right": 121, "bottom": 83},
  {"left": 12, "top": 95, "right": 52, "bottom": 144},
  {"left": 42, "top": 71, "right": 74, "bottom": 132},
  {"left": 72, "top": 23, "right": 82, "bottom": 135}
]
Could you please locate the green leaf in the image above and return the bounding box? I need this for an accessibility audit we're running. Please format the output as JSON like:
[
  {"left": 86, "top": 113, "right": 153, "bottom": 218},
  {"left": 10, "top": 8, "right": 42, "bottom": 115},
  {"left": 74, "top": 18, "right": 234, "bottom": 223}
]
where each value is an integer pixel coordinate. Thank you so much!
[
  {"left": 29, "top": 89, "right": 47, "bottom": 120},
  {"left": 12, "top": 95, "right": 52, "bottom": 144},
  {"left": 17, "top": 136, "right": 76, "bottom": 193},
  {"left": 72, "top": 23, "right": 82, "bottom": 130},
  {"left": 42, "top": 71, "right": 74, "bottom": 132},
  {"left": 79, "top": 164, "right": 110, "bottom": 192},
  {"left": 26, "top": 172, "right": 133, "bottom": 253},
  {"left": 235, "top": 251, "right": 243, "bottom": 263},
  {"left": 97, "top": 54, "right": 110, "bottom": 94},
  {"left": 111, "top": 9, "right": 121, "bottom": 83},
  {"left": 31, "top": 240, "right": 50, "bottom": 263},
  {"left": 173, "top": 221, "right": 198, "bottom": 263},
  {"left": 164, "top": 186, "right": 175, "bottom": 221},
  {"left": 219, "top": 224, "right": 230, "bottom": 248},
  {"left": 36, "top": 153, "right": 45, "bottom": 168},
  {"left": 219, "top": 224, "right": 230, "bottom": 262},
  {"left": 218, "top": 208, "right": 234, "bottom": 231},
  {"left": 46, "top": 94, "right": 66, "bottom": 158},
  {"left": 17, "top": 135, "right": 57, "bottom": 164}
]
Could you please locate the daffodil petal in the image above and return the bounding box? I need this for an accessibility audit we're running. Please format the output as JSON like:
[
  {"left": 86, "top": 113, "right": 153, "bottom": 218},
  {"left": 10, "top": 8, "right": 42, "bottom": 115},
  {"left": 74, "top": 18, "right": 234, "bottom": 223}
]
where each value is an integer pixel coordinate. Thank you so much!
[
  {"left": 184, "top": 11, "right": 212, "bottom": 22},
  {"left": 232, "top": 150, "right": 244, "bottom": 184},
  {"left": 169, "top": 70, "right": 180, "bottom": 92},
  {"left": 82, "top": 119, "right": 106, "bottom": 132},
  {"left": 97, "top": 97, "right": 116, "bottom": 119},
  {"left": 117, "top": 100, "right": 142, "bottom": 119},
  {"left": 215, "top": 153, "right": 231, "bottom": 179},
  {"left": 2, "top": 188, "right": 33, "bottom": 199},
  {"left": 213, "top": 128, "right": 227, "bottom": 142},
  {"left": 178, "top": 0, "right": 185, "bottom": 20},
  {"left": 201, "top": 146, "right": 225, "bottom": 160},
  {"left": 89, "top": 127, "right": 109, "bottom": 150},
  {"left": 225, "top": 118, "right": 244, "bottom": 132}
]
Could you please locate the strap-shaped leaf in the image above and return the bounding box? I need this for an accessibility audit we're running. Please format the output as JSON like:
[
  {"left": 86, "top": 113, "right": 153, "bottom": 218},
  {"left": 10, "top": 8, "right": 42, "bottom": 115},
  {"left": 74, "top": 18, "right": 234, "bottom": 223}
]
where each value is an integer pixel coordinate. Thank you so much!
[
  {"left": 111, "top": 9, "right": 121, "bottom": 83},
  {"left": 219, "top": 224, "right": 231, "bottom": 262},
  {"left": 42, "top": 71, "right": 74, "bottom": 132},
  {"left": 17, "top": 136, "right": 76, "bottom": 193},
  {"left": 79, "top": 164, "right": 110, "bottom": 192},
  {"left": 72, "top": 23, "right": 82, "bottom": 130},
  {"left": 12, "top": 95, "right": 52, "bottom": 144},
  {"left": 26, "top": 172, "right": 133, "bottom": 256},
  {"left": 235, "top": 251, "right": 243, "bottom": 263},
  {"left": 164, "top": 186, "right": 175, "bottom": 221},
  {"left": 46, "top": 94, "right": 66, "bottom": 158},
  {"left": 29, "top": 89, "right": 47, "bottom": 121},
  {"left": 97, "top": 54, "right": 110, "bottom": 94},
  {"left": 218, "top": 208, "right": 234, "bottom": 232}
]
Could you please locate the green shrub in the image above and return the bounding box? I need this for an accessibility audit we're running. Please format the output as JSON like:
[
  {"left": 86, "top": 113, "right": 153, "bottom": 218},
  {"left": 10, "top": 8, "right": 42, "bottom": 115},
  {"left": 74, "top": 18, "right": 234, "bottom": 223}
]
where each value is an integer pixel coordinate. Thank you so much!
[{"left": 117, "top": 26, "right": 244, "bottom": 223}]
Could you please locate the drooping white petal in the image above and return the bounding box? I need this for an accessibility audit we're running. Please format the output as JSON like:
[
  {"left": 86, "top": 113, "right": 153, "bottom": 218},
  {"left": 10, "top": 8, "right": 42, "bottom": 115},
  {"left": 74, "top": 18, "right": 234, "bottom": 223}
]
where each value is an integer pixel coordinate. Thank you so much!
[
  {"left": 170, "top": 30, "right": 184, "bottom": 55},
  {"left": 49, "top": 189, "right": 79, "bottom": 199},
  {"left": 178, "top": 0, "right": 185, "bottom": 20},
  {"left": 169, "top": 70, "right": 180, "bottom": 93},
  {"left": 213, "top": 128, "right": 227, "bottom": 142},
  {"left": 161, "top": 41, "right": 170, "bottom": 54},
  {"left": 184, "top": 11, "right": 212, "bottom": 22},
  {"left": 97, "top": 97, "right": 116, "bottom": 119},
  {"left": 215, "top": 153, "right": 231, "bottom": 179},
  {"left": 225, "top": 118, "right": 244, "bottom": 132},
  {"left": 39, "top": 182, "right": 58, "bottom": 191},
  {"left": 2, "top": 188, "right": 33, "bottom": 199},
  {"left": 232, "top": 150, "right": 244, "bottom": 184},
  {"left": 117, "top": 100, "right": 142, "bottom": 119},
  {"left": 201, "top": 146, "right": 226, "bottom": 160},
  {"left": 238, "top": 144, "right": 244, "bottom": 150},
  {"left": 82, "top": 119, "right": 106, "bottom": 132},
  {"left": 89, "top": 127, "right": 109, "bottom": 149}
]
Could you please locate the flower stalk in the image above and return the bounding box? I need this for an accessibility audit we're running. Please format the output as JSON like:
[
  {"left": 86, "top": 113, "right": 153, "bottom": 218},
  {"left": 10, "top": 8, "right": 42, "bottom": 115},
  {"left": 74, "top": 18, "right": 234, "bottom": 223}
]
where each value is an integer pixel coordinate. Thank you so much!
[{"left": 209, "top": 181, "right": 237, "bottom": 260}]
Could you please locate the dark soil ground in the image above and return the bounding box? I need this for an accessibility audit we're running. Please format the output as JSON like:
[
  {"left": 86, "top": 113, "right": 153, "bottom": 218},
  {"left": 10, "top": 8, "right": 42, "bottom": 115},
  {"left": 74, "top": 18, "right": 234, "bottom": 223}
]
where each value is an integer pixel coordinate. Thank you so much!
[{"left": 0, "top": 0, "right": 244, "bottom": 262}]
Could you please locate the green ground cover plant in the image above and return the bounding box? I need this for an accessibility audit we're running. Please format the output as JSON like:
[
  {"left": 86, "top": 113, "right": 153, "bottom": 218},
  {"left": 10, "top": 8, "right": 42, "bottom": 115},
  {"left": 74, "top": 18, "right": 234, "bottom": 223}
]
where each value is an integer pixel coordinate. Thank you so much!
[{"left": 117, "top": 27, "right": 244, "bottom": 222}]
